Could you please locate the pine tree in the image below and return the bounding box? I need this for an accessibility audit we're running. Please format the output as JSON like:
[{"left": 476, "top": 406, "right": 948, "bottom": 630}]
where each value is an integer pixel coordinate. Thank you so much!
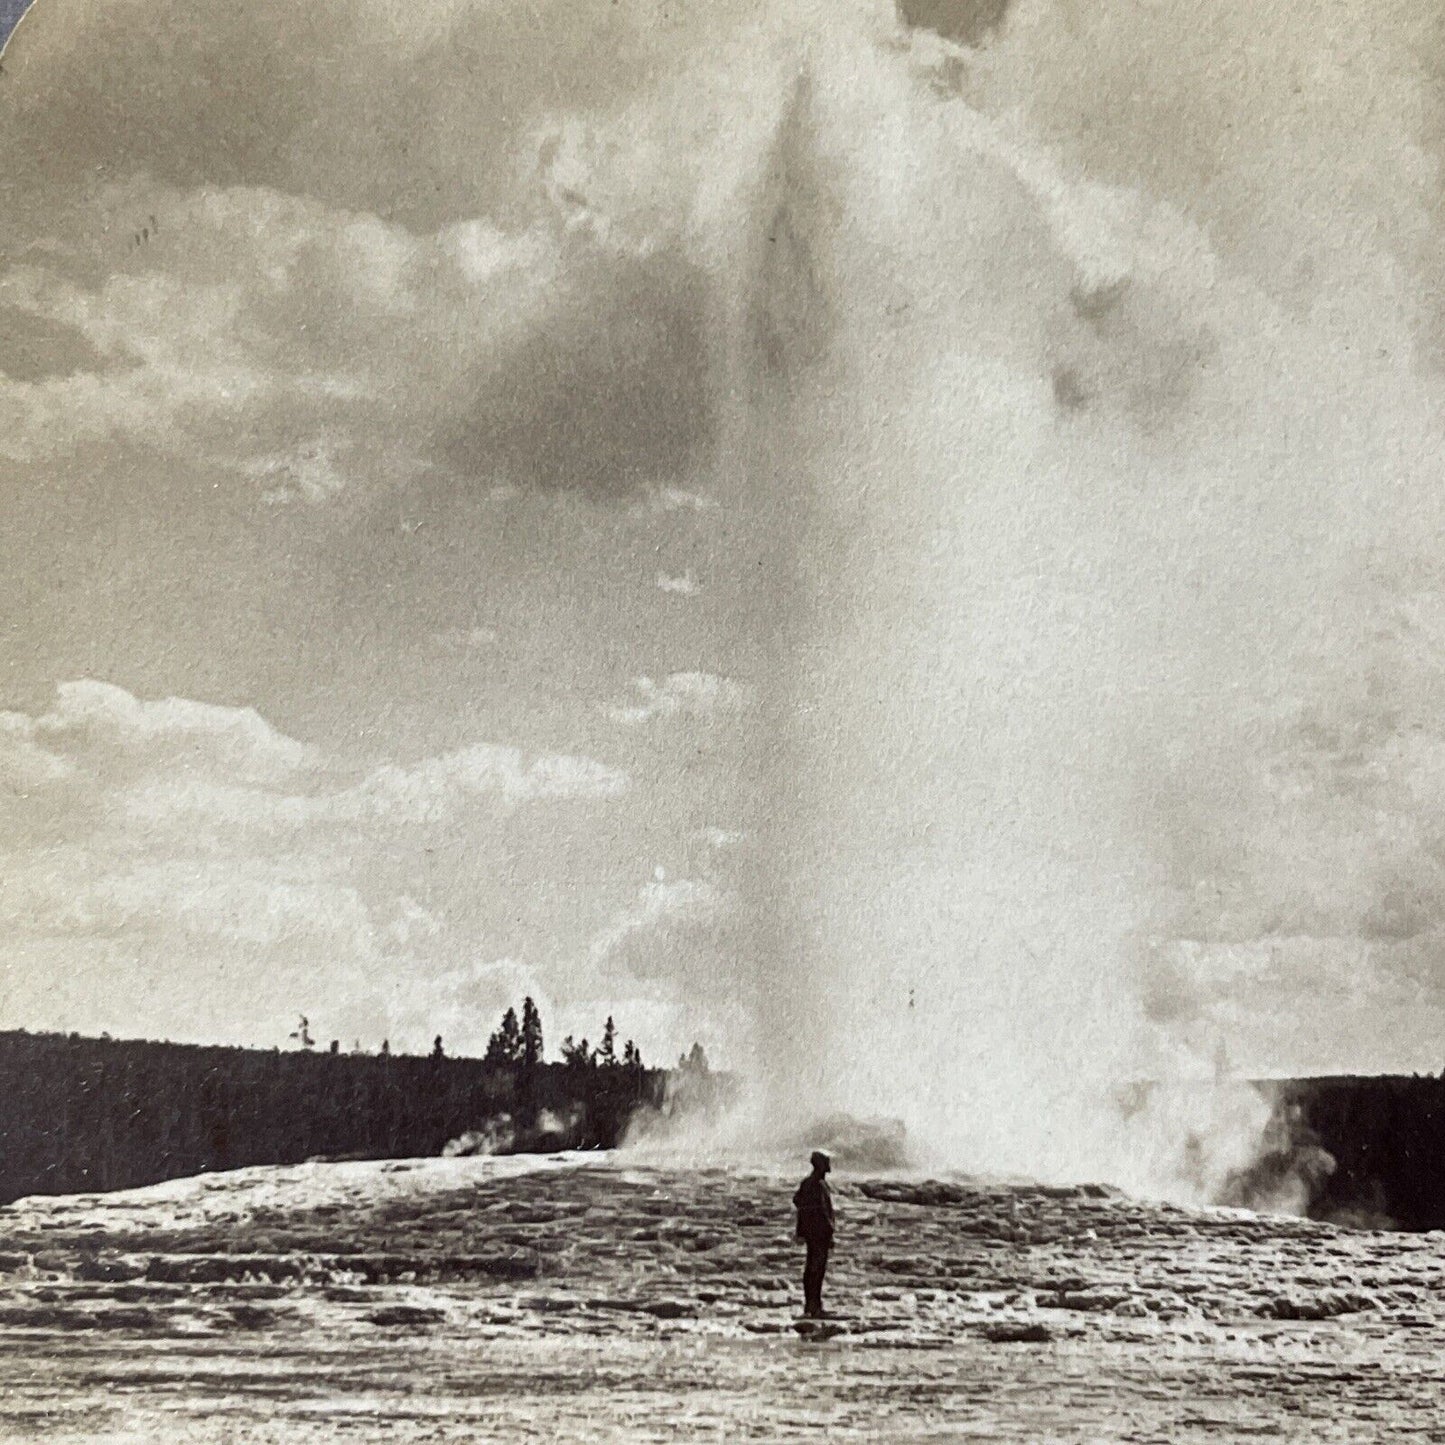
[
  {"left": 623, "top": 1039, "right": 640, "bottom": 1070},
  {"left": 561, "top": 1035, "right": 592, "bottom": 1069},
  {"left": 521, "top": 997, "right": 543, "bottom": 1069},
  {"left": 599, "top": 1016, "right": 617, "bottom": 1068},
  {"left": 484, "top": 1007, "right": 522, "bottom": 1066}
]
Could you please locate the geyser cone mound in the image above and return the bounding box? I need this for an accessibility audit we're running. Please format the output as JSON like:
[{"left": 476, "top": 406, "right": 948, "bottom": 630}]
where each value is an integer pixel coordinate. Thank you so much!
[{"left": 3, "top": 1155, "right": 1438, "bottom": 1440}]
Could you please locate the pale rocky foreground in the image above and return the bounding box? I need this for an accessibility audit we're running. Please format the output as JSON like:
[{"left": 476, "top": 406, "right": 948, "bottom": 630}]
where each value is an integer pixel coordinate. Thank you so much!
[{"left": 1, "top": 1153, "right": 1443, "bottom": 1441}]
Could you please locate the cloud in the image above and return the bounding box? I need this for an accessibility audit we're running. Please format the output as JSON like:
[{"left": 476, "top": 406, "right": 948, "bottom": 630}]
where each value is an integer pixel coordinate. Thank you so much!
[
  {"left": 655, "top": 571, "right": 700, "bottom": 595},
  {"left": 0, "top": 715, "right": 77, "bottom": 792},
  {"left": 587, "top": 875, "right": 724, "bottom": 968},
  {"left": 610, "top": 672, "right": 753, "bottom": 726},
  {"left": 2, "top": 678, "right": 625, "bottom": 831},
  {"left": 0, "top": 678, "right": 312, "bottom": 792},
  {"left": 0, "top": 171, "right": 721, "bottom": 498},
  {"left": 338, "top": 745, "right": 628, "bottom": 823},
  {"left": 0, "top": 0, "right": 798, "bottom": 504},
  {"left": 0, "top": 681, "right": 631, "bottom": 1046},
  {"left": 568, "top": 867, "right": 755, "bottom": 1065},
  {"left": 119, "top": 741, "right": 626, "bottom": 853},
  {"left": 967, "top": 0, "right": 1437, "bottom": 348},
  {"left": 0, "top": 186, "right": 568, "bottom": 492}
]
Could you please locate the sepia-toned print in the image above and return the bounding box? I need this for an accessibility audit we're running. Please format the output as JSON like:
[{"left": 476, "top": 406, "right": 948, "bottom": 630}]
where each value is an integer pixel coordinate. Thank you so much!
[{"left": 4, "top": 0, "right": 1445, "bottom": 1438}]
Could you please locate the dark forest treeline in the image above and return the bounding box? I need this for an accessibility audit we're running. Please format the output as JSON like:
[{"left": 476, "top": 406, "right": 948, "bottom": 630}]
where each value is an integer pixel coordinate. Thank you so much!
[
  {"left": 0, "top": 1029, "right": 670, "bottom": 1205},
  {"left": 1123, "top": 1074, "right": 1445, "bottom": 1230},
  {"left": 1260, "top": 1075, "right": 1445, "bottom": 1230}
]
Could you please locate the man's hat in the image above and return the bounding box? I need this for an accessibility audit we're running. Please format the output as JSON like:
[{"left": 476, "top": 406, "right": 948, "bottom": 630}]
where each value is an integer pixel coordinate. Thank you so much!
[{"left": 810, "top": 1150, "right": 831, "bottom": 1170}]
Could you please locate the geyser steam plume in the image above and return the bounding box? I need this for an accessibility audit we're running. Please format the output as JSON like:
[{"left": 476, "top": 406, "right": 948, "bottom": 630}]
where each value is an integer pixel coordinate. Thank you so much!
[{"left": 692, "top": 12, "right": 1425, "bottom": 1200}]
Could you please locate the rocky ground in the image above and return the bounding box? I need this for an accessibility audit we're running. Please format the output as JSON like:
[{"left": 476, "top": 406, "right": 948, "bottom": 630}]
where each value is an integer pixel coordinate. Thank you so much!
[{"left": 1, "top": 1153, "right": 1443, "bottom": 1441}]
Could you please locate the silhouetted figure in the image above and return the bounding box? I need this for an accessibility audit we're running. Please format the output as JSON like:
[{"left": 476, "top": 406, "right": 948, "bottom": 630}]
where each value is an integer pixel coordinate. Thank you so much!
[{"left": 793, "top": 1150, "right": 834, "bottom": 1318}]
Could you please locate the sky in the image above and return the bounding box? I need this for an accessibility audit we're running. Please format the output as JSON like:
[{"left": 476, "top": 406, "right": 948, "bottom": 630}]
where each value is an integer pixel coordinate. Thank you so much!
[{"left": 5, "top": 0, "right": 1445, "bottom": 1139}]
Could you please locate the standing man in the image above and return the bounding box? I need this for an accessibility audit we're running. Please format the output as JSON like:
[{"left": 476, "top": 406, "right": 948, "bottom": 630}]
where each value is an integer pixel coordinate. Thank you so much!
[{"left": 793, "top": 1150, "right": 835, "bottom": 1319}]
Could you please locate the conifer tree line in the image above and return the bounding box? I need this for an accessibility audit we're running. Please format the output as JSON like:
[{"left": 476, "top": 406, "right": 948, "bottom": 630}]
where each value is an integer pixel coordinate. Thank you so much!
[
  {"left": 0, "top": 1026, "right": 673, "bottom": 1203},
  {"left": 279, "top": 994, "right": 702, "bottom": 1076},
  {"left": 483, "top": 998, "right": 648, "bottom": 1072}
]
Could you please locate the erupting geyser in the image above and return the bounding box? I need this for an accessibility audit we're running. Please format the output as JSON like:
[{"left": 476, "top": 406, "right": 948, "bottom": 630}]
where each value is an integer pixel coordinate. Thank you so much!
[{"left": 686, "top": 10, "right": 1426, "bottom": 1200}]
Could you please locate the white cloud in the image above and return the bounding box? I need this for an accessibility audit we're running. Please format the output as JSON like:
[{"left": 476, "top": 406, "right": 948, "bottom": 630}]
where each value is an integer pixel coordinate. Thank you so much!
[
  {"left": 0, "top": 184, "right": 563, "bottom": 497},
  {"left": 610, "top": 671, "right": 752, "bottom": 725},
  {"left": 0, "top": 715, "right": 76, "bottom": 791},
  {"left": 99, "top": 867, "right": 376, "bottom": 952},
  {"left": 566, "top": 870, "right": 749, "bottom": 1063},
  {"left": 587, "top": 875, "right": 723, "bottom": 967},
  {"left": 440, "top": 219, "right": 554, "bottom": 287},
  {"left": 655, "top": 570, "right": 700, "bottom": 595},
  {"left": 1130, "top": 583, "right": 1445, "bottom": 1073},
  {"left": 114, "top": 729, "right": 627, "bottom": 838},
  {"left": 1, "top": 678, "right": 314, "bottom": 783},
  {"left": 337, "top": 745, "right": 628, "bottom": 823}
]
